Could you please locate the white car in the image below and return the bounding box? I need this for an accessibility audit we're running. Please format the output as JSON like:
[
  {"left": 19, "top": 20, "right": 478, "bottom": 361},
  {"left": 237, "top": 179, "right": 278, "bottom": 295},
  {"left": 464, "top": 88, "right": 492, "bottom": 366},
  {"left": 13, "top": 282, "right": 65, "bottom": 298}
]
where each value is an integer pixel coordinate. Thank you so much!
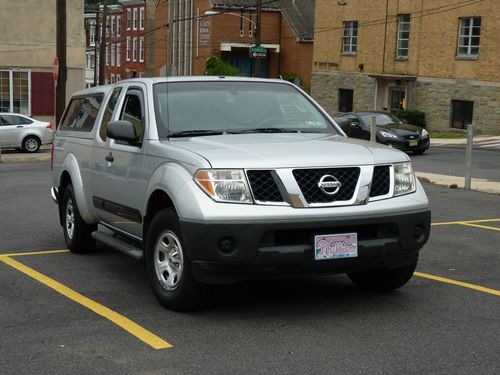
[{"left": 0, "top": 113, "right": 54, "bottom": 153}]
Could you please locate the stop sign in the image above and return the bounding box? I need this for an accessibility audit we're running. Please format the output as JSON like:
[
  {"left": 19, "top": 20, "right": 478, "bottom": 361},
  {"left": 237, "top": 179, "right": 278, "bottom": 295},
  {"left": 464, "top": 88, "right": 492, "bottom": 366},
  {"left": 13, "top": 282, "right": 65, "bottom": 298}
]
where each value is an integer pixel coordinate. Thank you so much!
[{"left": 53, "top": 57, "right": 59, "bottom": 85}]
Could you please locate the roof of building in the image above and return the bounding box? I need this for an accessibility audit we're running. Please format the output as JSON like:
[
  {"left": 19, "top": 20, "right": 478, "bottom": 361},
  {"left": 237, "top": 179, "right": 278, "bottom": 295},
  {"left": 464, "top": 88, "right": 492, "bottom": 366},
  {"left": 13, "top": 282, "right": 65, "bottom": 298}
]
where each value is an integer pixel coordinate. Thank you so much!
[{"left": 209, "top": 0, "right": 315, "bottom": 42}]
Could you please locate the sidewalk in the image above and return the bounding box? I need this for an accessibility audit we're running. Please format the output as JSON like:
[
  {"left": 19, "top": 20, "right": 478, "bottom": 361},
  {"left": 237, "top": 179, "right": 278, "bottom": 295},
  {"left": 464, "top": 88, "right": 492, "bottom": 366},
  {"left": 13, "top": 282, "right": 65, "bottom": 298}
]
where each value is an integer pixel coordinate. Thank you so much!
[
  {"left": 1, "top": 141, "right": 499, "bottom": 194},
  {"left": 430, "top": 135, "right": 500, "bottom": 146}
]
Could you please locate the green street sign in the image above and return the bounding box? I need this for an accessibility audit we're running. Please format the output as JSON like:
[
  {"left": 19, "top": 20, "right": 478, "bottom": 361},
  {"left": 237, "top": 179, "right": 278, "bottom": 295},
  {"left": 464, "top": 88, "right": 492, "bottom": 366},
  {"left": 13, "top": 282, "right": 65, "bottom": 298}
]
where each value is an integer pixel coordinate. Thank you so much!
[{"left": 249, "top": 45, "right": 267, "bottom": 59}]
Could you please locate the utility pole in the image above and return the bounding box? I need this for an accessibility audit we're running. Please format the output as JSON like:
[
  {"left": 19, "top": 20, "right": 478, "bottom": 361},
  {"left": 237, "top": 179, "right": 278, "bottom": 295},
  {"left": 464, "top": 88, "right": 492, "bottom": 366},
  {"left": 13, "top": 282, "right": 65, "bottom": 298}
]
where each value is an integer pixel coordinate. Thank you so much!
[
  {"left": 56, "top": 0, "right": 67, "bottom": 125},
  {"left": 99, "top": 0, "right": 109, "bottom": 85},
  {"left": 252, "top": 0, "right": 262, "bottom": 78},
  {"left": 167, "top": 0, "right": 175, "bottom": 76}
]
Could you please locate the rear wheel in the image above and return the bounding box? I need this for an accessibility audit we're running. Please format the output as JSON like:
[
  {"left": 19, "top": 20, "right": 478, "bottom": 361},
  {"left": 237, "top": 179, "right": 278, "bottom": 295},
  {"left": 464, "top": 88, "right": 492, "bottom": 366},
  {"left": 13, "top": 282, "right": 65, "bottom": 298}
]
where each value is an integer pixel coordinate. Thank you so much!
[
  {"left": 61, "top": 184, "right": 96, "bottom": 253},
  {"left": 347, "top": 261, "right": 418, "bottom": 292},
  {"left": 145, "top": 208, "right": 203, "bottom": 311},
  {"left": 22, "top": 136, "right": 40, "bottom": 153}
]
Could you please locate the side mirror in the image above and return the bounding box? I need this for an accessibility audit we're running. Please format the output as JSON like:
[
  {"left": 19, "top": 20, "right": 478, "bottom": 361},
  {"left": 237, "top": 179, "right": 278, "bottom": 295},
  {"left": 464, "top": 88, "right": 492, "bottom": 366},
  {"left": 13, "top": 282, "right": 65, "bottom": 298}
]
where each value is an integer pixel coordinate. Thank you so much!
[
  {"left": 107, "top": 120, "right": 139, "bottom": 144},
  {"left": 350, "top": 121, "right": 361, "bottom": 129}
]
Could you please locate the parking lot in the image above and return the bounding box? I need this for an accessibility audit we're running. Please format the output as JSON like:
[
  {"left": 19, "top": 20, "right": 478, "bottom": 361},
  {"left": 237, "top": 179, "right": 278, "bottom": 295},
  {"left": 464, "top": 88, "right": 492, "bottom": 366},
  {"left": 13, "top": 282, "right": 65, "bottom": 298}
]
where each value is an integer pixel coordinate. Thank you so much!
[{"left": 1, "top": 161, "right": 499, "bottom": 374}]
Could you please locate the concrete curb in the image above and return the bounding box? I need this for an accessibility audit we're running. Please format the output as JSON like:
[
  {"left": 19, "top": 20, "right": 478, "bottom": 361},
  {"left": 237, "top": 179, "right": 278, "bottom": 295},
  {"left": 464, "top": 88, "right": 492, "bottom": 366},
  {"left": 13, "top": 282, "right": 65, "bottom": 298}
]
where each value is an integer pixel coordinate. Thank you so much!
[{"left": 416, "top": 172, "right": 500, "bottom": 195}]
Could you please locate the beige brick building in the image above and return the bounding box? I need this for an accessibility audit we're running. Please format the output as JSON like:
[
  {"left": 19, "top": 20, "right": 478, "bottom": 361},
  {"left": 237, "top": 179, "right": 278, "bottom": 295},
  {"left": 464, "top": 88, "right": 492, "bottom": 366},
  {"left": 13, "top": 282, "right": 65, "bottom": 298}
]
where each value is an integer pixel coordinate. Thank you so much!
[
  {"left": 0, "top": 0, "right": 85, "bottom": 124},
  {"left": 312, "top": 0, "right": 500, "bottom": 134}
]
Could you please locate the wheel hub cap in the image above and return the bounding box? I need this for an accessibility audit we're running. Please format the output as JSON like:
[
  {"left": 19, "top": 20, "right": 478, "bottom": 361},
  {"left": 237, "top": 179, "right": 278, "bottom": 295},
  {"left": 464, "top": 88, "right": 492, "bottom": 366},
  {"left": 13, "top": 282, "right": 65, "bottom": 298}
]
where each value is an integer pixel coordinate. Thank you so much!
[{"left": 154, "top": 230, "right": 184, "bottom": 291}]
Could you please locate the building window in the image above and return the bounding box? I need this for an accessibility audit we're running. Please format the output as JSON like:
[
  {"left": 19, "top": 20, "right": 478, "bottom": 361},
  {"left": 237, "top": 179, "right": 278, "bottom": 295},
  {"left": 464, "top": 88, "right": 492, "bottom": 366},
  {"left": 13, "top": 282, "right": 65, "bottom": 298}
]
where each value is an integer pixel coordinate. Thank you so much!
[
  {"left": 451, "top": 100, "right": 474, "bottom": 130},
  {"left": 139, "top": 37, "right": 144, "bottom": 62},
  {"left": 105, "top": 45, "right": 109, "bottom": 65},
  {"left": 396, "top": 14, "right": 410, "bottom": 59},
  {"left": 390, "top": 87, "right": 406, "bottom": 112},
  {"left": 116, "top": 43, "right": 121, "bottom": 67},
  {"left": 106, "top": 16, "right": 110, "bottom": 36},
  {"left": 126, "top": 9, "right": 131, "bottom": 30},
  {"left": 342, "top": 21, "right": 358, "bottom": 54},
  {"left": 133, "top": 8, "right": 138, "bottom": 30},
  {"left": 0, "top": 70, "right": 30, "bottom": 114},
  {"left": 117, "top": 15, "right": 122, "bottom": 37},
  {"left": 240, "top": 14, "right": 244, "bottom": 37},
  {"left": 457, "top": 17, "right": 481, "bottom": 57},
  {"left": 90, "top": 22, "right": 96, "bottom": 46},
  {"left": 133, "top": 37, "right": 137, "bottom": 62},
  {"left": 116, "top": 74, "right": 121, "bottom": 82},
  {"left": 111, "top": 44, "right": 115, "bottom": 67},
  {"left": 338, "top": 89, "right": 353, "bottom": 112},
  {"left": 140, "top": 7, "right": 145, "bottom": 30},
  {"left": 126, "top": 37, "right": 131, "bottom": 61},
  {"left": 249, "top": 14, "right": 253, "bottom": 36},
  {"left": 111, "top": 16, "right": 115, "bottom": 38}
]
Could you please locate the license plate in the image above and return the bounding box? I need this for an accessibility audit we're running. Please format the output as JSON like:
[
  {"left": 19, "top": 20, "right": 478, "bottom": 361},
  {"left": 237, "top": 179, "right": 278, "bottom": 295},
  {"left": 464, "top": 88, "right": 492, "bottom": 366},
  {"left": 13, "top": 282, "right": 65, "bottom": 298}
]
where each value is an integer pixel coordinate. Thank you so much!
[
  {"left": 314, "top": 233, "right": 358, "bottom": 260},
  {"left": 409, "top": 139, "right": 418, "bottom": 147}
]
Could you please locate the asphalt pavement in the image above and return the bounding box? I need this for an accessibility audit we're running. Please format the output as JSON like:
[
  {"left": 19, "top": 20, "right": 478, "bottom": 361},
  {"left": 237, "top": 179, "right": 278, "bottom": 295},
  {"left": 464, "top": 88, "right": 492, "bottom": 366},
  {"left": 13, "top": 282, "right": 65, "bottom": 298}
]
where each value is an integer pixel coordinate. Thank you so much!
[{"left": 0, "top": 162, "right": 499, "bottom": 374}]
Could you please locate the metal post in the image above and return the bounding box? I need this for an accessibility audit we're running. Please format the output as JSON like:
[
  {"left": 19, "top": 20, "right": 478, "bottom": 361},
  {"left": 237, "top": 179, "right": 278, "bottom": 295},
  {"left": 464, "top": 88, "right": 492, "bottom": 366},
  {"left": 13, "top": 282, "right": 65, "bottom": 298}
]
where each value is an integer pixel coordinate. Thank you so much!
[
  {"left": 93, "top": 10, "right": 100, "bottom": 86},
  {"left": 167, "top": 0, "right": 175, "bottom": 76},
  {"left": 465, "top": 123, "right": 474, "bottom": 190},
  {"left": 370, "top": 115, "right": 377, "bottom": 143},
  {"left": 99, "top": 0, "right": 109, "bottom": 85},
  {"left": 252, "top": 0, "right": 262, "bottom": 78}
]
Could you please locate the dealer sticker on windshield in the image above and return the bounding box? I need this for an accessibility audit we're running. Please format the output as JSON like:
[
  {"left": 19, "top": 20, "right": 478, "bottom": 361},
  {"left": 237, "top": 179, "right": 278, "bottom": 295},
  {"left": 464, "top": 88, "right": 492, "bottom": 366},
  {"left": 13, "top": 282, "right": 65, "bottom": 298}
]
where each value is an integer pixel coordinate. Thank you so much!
[{"left": 314, "top": 233, "right": 358, "bottom": 260}]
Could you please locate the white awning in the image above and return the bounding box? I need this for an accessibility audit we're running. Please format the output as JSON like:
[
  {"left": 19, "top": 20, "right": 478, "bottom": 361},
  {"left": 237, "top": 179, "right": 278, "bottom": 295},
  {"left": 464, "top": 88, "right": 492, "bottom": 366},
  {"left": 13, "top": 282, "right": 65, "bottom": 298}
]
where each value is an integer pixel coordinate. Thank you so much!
[{"left": 220, "top": 42, "right": 280, "bottom": 53}]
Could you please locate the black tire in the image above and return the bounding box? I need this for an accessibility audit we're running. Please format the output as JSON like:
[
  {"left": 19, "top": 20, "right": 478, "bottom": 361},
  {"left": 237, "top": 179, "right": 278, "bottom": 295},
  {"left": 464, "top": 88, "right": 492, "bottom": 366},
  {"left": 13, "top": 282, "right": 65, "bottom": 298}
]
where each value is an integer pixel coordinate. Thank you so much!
[
  {"left": 145, "top": 208, "right": 202, "bottom": 311},
  {"left": 413, "top": 149, "right": 426, "bottom": 155},
  {"left": 347, "top": 261, "right": 418, "bottom": 292},
  {"left": 22, "top": 136, "right": 40, "bottom": 153},
  {"left": 61, "top": 184, "right": 96, "bottom": 253}
]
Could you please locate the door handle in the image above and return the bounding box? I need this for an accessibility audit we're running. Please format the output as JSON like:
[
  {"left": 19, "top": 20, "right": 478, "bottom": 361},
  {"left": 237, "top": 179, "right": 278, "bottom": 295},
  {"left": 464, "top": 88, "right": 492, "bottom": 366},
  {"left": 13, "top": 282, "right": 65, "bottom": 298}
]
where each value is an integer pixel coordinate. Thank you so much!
[
  {"left": 105, "top": 153, "right": 114, "bottom": 163},
  {"left": 16, "top": 125, "right": 23, "bottom": 128}
]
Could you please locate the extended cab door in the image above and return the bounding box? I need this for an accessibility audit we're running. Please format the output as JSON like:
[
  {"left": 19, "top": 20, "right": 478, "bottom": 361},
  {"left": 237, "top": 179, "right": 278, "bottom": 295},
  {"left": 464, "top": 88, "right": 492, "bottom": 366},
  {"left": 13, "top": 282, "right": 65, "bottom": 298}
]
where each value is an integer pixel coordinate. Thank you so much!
[{"left": 91, "top": 84, "right": 148, "bottom": 239}]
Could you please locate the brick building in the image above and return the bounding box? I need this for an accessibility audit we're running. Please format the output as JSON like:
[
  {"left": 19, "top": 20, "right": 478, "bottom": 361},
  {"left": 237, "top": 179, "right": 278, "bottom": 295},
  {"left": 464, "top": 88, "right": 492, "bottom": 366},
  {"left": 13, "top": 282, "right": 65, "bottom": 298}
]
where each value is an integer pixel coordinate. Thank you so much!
[
  {"left": 152, "top": 0, "right": 315, "bottom": 90},
  {"left": 312, "top": 0, "right": 500, "bottom": 134}
]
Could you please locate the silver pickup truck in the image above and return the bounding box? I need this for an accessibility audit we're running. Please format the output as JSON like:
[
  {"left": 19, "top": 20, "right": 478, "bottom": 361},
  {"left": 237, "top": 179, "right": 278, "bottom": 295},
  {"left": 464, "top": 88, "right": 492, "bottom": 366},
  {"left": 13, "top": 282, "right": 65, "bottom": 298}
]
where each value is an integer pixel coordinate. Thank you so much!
[{"left": 51, "top": 77, "right": 430, "bottom": 311}]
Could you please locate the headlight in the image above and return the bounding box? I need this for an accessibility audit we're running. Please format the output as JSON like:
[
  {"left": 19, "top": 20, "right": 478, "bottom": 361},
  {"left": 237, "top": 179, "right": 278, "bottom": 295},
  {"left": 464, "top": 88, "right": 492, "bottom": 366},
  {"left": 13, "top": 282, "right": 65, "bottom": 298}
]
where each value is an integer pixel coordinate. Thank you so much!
[
  {"left": 194, "top": 169, "right": 253, "bottom": 203},
  {"left": 378, "top": 130, "right": 399, "bottom": 139},
  {"left": 421, "top": 129, "right": 429, "bottom": 138},
  {"left": 393, "top": 162, "right": 416, "bottom": 196}
]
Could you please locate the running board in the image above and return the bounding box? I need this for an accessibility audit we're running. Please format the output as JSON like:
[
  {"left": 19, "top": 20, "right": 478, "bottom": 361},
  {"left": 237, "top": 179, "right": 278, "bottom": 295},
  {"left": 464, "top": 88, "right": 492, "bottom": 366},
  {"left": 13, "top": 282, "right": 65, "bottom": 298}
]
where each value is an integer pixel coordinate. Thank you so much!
[{"left": 92, "top": 231, "right": 143, "bottom": 260}]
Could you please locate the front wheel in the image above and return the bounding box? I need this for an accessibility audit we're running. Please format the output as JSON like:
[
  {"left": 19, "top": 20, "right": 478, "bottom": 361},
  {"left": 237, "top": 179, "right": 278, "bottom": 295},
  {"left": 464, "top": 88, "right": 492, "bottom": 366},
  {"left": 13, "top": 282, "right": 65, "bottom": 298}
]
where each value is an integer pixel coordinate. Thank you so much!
[
  {"left": 347, "top": 261, "right": 418, "bottom": 292},
  {"left": 61, "top": 184, "right": 96, "bottom": 253},
  {"left": 145, "top": 208, "right": 202, "bottom": 311},
  {"left": 413, "top": 149, "right": 426, "bottom": 155}
]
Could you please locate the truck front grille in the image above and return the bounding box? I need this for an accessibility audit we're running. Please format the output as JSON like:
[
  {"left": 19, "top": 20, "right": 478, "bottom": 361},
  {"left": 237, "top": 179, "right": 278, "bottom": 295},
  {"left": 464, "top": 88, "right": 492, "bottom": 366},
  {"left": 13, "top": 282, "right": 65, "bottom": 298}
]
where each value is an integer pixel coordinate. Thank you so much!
[
  {"left": 246, "top": 170, "right": 284, "bottom": 203},
  {"left": 370, "top": 165, "right": 390, "bottom": 197},
  {"left": 292, "top": 168, "right": 360, "bottom": 204}
]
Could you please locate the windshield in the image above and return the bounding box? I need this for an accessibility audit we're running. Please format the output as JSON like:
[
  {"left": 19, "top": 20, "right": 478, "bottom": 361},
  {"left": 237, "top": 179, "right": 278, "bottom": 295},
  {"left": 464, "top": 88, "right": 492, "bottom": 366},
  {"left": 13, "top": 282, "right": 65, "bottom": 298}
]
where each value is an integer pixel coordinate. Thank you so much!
[
  {"left": 153, "top": 81, "right": 339, "bottom": 137},
  {"left": 359, "top": 113, "right": 402, "bottom": 126}
]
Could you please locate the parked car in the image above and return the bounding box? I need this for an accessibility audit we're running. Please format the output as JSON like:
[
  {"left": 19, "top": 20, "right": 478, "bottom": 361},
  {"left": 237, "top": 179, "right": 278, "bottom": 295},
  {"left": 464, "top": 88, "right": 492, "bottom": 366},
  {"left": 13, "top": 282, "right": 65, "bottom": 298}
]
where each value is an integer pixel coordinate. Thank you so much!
[
  {"left": 334, "top": 112, "right": 430, "bottom": 155},
  {"left": 0, "top": 113, "right": 54, "bottom": 153},
  {"left": 51, "top": 77, "right": 430, "bottom": 311}
]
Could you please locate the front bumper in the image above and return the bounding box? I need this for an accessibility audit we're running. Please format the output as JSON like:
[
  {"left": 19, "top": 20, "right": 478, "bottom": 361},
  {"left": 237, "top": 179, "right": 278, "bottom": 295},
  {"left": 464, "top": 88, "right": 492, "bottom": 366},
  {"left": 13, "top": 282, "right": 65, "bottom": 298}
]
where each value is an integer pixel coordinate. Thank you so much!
[
  {"left": 180, "top": 208, "right": 431, "bottom": 284},
  {"left": 383, "top": 137, "right": 430, "bottom": 152}
]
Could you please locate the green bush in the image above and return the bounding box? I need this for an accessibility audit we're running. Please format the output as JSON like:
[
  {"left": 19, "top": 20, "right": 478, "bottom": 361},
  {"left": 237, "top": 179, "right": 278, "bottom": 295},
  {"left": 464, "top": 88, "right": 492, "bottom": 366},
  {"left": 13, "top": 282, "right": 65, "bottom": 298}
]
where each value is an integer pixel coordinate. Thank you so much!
[
  {"left": 393, "top": 109, "right": 427, "bottom": 128},
  {"left": 279, "top": 73, "right": 298, "bottom": 82},
  {"left": 204, "top": 56, "right": 243, "bottom": 76}
]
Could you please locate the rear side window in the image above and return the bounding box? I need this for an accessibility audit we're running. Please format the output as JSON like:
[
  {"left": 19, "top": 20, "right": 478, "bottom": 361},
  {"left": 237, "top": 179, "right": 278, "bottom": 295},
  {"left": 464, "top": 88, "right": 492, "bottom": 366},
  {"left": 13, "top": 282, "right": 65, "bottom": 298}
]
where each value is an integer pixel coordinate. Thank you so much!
[
  {"left": 100, "top": 87, "right": 122, "bottom": 141},
  {"left": 60, "top": 94, "right": 104, "bottom": 131}
]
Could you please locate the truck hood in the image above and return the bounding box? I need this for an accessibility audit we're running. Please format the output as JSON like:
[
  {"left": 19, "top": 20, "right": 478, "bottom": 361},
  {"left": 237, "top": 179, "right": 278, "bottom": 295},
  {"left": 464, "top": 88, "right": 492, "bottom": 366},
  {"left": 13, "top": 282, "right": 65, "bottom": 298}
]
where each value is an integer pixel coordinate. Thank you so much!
[{"left": 169, "top": 133, "right": 410, "bottom": 168}]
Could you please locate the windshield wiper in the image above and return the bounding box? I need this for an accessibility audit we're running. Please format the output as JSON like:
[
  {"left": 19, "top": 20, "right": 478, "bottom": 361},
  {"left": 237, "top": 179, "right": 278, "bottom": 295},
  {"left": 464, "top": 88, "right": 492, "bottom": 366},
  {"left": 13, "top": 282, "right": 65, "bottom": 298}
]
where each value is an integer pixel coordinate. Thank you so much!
[
  {"left": 168, "top": 130, "right": 224, "bottom": 138},
  {"left": 236, "top": 128, "right": 301, "bottom": 134}
]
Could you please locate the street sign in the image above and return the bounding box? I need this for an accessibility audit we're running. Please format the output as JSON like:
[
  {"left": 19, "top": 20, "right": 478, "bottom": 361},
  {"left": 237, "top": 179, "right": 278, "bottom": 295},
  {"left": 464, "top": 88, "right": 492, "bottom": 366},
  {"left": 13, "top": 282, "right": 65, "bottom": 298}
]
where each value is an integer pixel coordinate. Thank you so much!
[
  {"left": 249, "top": 45, "right": 267, "bottom": 59},
  {"left": 53, "top": 57, "right": 59, "bottom": 87}
]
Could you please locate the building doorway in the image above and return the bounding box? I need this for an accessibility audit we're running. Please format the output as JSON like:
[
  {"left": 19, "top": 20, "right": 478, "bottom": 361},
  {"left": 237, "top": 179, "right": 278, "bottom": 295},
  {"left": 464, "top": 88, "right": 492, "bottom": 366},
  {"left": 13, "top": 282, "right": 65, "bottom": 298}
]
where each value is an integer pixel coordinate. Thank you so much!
[{"left": 390, "top": 87, "right": 406, "bottom": 112}]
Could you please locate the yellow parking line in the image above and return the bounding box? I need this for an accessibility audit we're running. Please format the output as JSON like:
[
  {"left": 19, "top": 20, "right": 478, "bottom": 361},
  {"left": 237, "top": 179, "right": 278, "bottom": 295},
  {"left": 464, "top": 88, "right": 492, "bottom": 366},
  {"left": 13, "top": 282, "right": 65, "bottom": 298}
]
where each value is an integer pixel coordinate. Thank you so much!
[
  {"left": 432, "top": 218, "right": 500, "bottom": 226},
  {"left": 415, "top": 272, "right": 500, "bottom": 297},
  {"left": 459, "top": 223, "right": 500, "bottom": 232},
  {"left": 1, "top": 249, "right": 70, "bottom": 257},
  {"left": 0, "top": 256, "right": 172, "bottom": 350}
]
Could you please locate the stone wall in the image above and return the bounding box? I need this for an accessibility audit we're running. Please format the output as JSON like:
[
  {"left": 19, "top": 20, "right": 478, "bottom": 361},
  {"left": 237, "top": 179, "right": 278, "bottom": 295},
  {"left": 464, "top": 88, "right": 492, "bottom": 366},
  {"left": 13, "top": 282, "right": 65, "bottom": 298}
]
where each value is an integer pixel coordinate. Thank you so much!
[{"left": 311, "top": 71, "right": 376, "bottom": 116}]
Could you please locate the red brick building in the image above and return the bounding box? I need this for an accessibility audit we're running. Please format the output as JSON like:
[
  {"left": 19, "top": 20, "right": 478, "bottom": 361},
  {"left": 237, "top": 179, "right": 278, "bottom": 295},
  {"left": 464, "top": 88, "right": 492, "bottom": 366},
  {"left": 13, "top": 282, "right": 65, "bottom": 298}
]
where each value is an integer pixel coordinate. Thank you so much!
[{"left": 152, "top": 0, "right": 315, "bottom": 90}]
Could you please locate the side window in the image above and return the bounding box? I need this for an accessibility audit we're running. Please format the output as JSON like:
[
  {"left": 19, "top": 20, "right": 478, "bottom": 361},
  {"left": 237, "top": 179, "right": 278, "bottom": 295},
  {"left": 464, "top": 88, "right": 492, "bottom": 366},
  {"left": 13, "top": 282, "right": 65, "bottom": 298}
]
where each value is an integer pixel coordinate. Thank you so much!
[
  {"left": 100, "top": 87, "right": 122, "bottom": 141},
  {"left": 60, "top": 94, "right": 104, "bottom": 131},
  {"left": 1, "top": 115, "right": 21, "bottom": 125},
  {"left": 120, "top": 89, "right": 144, "bottom": 142},
  {"left": 17, "top": 116, "right": 33, "bottom": 124}
]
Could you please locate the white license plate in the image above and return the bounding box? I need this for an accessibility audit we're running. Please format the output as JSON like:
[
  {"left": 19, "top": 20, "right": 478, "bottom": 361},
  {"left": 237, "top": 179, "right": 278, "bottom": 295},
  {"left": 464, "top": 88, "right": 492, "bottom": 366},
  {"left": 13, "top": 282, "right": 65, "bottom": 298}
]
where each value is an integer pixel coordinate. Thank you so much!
[
  {"left": 314, "top": 233, "right": 358, "bottom": 260},
  {"left": 409, "top": 140, "right": 418, "bottom": 147}
]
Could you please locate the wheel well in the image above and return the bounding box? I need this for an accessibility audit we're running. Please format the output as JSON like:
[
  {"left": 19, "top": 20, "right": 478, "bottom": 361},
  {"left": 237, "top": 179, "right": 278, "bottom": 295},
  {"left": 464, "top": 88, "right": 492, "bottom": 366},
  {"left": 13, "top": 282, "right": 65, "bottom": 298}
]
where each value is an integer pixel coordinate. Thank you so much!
[
  {"left": 144, "top": 190, "right": 175, "bottom": 238},
  {"left": 23, "top": 134, "right": 41, "bottom": 143}
]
